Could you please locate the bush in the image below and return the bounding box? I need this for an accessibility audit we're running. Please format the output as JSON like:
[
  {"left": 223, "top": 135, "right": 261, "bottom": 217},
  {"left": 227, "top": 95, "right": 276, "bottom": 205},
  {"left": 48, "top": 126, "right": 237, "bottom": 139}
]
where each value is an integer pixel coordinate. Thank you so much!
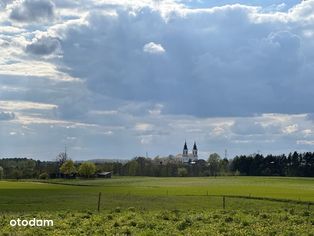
[{"left": 39, "top": 172, "right": 49, "bottom": 179}]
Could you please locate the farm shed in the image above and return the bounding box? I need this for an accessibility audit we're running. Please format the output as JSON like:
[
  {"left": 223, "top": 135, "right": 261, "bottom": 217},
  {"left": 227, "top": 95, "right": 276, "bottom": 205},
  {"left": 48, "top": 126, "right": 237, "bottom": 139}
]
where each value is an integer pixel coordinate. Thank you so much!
[{"left": 97, "top": 172, "right": 112, "bottom": 178}]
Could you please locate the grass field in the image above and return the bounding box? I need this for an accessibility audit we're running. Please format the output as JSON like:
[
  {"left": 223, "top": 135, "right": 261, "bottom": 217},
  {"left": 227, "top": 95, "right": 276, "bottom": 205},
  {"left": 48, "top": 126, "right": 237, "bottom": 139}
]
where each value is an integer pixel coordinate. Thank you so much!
[{"left": 0, "top": 176, "right": 313, "bottom": 235}]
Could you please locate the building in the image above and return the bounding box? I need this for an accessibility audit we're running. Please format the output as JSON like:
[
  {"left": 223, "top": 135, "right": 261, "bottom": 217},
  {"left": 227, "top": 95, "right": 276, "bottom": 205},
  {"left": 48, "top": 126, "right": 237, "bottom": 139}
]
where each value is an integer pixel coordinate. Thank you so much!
[
  {"left": 177, "top": 141, "right": 198, "bottom": 163},
  {"left": 96, "top": 171, "right": 112, "bottom": 178}
]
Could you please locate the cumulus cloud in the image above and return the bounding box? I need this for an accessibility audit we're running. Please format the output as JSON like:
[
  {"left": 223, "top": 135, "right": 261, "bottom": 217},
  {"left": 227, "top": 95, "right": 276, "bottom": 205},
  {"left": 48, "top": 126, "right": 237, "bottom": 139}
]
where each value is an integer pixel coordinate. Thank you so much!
[
  {"left": 2, "top": 0, "right": 314, "bottom": 159},
  {"left": 55, "top": 2, "right": 314, "bottom": 118},
  {"left": 26, "top": 36, "right": 61, "bottom": 55},
  {"left": 10, "top": 0, "right": 55, "bottom": 23},
  {"left": 143, "top": 42, "right": 165, "bottom": 54}
]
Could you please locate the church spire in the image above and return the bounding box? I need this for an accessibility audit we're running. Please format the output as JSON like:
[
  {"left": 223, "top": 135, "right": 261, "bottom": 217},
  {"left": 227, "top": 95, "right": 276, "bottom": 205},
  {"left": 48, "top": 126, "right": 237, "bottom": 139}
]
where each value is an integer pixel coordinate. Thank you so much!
[
  {"left": 184, "top": 140, "right": 188, "bottom": 150},
  {"left": 183, "top": 141, "right": 188, "bottom": 156},
  {"left": 192, "top": 141, "right": 198, "bottom": 157}
]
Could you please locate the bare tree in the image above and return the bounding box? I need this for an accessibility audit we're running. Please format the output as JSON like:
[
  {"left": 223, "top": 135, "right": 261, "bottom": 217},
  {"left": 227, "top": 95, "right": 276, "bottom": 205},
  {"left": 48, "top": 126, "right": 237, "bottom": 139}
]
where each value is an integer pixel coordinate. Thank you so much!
[{"left": 56, "top": 152, "right": 68, "bottom": 178}]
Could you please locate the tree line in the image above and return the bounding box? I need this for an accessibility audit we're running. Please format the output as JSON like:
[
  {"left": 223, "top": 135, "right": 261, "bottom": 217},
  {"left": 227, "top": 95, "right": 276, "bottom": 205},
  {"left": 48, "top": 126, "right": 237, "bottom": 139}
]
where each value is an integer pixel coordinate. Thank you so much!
[
  {"left": 0, "top": 151, "right": 313, "bottom": 179},
  {"left": 231, "top": 152, "right": 314, "bottom": 177},
  {"left": 0, "top": 154, "right": 98, "bottom": 180}
]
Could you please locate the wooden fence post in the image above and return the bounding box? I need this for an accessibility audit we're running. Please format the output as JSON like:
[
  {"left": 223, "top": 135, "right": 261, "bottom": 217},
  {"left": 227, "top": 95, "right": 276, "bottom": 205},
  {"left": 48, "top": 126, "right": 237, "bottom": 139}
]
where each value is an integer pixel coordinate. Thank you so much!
[
  {"left": 223, "top": 196, "right": 226, "bottom": 210},
  {"left": 97, "top": 192, "right": 101, "bottom": 212}
]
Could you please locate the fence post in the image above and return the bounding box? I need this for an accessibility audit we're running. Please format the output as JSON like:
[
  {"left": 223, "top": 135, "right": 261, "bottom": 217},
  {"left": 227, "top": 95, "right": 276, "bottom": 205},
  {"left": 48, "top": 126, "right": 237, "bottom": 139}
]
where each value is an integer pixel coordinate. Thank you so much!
[
  {"left": 223, "top": 196, "right": 226, "bottom": 210},
  {"left": 97, "top": 192, "right": 101, "bottom": 212}
]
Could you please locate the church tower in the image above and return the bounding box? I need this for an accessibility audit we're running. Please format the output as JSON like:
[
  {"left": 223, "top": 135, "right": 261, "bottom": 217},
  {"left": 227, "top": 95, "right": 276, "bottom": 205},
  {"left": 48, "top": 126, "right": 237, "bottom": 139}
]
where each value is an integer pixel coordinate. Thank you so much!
[
  {"left": 183, "top": 141, "right": 188, "bottom": 157},
  {"left": 192, "top": 142, "right": 198, "bottom": 158}
]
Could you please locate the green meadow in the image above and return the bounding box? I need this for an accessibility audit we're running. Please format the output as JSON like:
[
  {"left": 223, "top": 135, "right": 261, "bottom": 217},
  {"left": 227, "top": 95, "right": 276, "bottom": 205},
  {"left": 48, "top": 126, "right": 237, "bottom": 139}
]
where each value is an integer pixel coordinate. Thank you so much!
[
  {"left": 0, "top": 177, "right": 313, "bottom": 235},
  {"left": 0, "top": 176, "right": 313, "bottom": 212}
]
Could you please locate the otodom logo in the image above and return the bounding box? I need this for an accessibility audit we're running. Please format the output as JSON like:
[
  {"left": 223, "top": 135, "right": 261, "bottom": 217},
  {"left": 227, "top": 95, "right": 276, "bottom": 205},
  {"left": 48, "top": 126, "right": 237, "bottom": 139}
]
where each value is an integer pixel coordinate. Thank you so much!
[{"left": 10, "top": 218, "right": 54, "bottom": 227}]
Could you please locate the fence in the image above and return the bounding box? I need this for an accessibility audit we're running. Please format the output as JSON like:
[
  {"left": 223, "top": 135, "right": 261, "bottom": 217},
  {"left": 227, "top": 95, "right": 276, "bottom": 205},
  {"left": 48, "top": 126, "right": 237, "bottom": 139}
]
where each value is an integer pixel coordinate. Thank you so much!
[{"left": 95, "top": 191, "right": 314, "bottom": 212}]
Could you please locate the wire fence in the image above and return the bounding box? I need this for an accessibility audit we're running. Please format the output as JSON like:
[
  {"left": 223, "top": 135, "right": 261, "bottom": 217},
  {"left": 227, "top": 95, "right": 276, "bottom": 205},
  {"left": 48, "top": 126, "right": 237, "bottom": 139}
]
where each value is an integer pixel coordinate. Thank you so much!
[{"left": 95, "top": 191, "right": 314, "bottom": 212}]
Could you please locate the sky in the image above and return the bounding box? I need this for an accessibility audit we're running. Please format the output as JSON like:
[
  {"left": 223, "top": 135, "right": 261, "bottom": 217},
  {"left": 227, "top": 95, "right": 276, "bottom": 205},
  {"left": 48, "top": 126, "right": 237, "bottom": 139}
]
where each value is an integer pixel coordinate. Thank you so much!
[{"left": 1, "top": 0, "right": 314, "bottom": 161}]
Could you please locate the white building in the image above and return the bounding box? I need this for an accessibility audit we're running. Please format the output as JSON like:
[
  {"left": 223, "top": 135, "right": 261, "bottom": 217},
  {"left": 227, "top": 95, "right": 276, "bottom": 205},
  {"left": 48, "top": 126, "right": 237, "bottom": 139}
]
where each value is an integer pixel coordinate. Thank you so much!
[{"left": 176, "top": 141, "right": 198, "bottom": 163}]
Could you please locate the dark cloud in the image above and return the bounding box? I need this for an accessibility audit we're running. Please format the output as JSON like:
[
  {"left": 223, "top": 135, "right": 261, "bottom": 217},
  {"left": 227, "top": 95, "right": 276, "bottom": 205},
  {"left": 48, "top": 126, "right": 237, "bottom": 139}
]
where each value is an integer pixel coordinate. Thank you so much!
[
  {"left": 26, "top": 36, "right": 60, "bottom": 55},
  {"left": 10, "top": 0, "right": 55, "bottom": 23},
  {"left": 0, "top": 111, "right": 15, "bottom": 120},
  {"left": 57, "top": 5, "right": 314, "bottom": 118}
]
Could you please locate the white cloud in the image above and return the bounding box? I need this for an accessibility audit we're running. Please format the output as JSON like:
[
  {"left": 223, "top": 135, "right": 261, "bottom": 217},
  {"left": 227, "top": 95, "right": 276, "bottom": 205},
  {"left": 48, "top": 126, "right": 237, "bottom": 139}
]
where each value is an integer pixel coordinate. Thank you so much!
[
  {"left": 143, "top": 42, "right": 165, "bottom": 54},
  {"left": 0, "top": 60, "right": 79, "bottom": 81},
  {"left": 297, "top": 140, "right": 314, "bottom": 145},
  {"left": 135, "top": 123, "right": 154, "bottom": 132},
  {"left": 282, "top": 124, "right": 298, "bottom": 134},
  {"left": 0, "top": 101, "right": 57, "bottom": 111}
]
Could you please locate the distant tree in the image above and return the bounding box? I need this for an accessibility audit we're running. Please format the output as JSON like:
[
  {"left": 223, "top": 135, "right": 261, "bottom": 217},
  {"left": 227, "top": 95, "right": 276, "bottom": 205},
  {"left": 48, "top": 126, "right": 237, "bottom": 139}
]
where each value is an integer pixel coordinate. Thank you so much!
[
  {"left": 219, "top": 158, "right": 229, "bottom": 175},
  {"left": 127, "top": 160, "right": 139, "bottom": 176},
  {"left": 0, "top": 166, "right": 3, "bottom": 179},
  {"left": 60, "top": 160, "right": 76, "bottom": 178},
  {"left": 78, "top": 162, "right": 96, "bottom": 178},
  {"left": 56, "top": 152, "right": 68, "bottom": 177},
  {"left": 21, "top": 160, "right": 36, "bottom": 178},
  {"left": 12, "top": 169, "right": 23, "bottom": 180},
  {"left": 177, "top": 167, "right": 188, "bottom": 177},
  {"left": 56, "top": 152, "right": 68, "bottom": 167},
  {"left": 208, "top": 153, "right": 221, "bottom": 176},
  {"left": 39, "top": 172, "right": 49, "bottom": 179}
]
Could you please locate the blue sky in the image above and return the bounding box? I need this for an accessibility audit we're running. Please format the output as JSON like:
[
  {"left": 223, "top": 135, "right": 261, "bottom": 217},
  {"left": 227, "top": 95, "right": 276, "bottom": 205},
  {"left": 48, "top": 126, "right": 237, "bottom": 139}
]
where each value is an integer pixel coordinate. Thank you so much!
[{"left": 1, "top": 0, "right": 314, "bottom": 160}]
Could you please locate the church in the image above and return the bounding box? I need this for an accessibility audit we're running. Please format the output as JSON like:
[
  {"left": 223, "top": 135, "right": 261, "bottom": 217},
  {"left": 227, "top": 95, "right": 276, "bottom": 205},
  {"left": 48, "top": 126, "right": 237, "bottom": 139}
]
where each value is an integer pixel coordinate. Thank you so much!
[{"left": 177, "top": 141, "right": 198, "bottom": 163}]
